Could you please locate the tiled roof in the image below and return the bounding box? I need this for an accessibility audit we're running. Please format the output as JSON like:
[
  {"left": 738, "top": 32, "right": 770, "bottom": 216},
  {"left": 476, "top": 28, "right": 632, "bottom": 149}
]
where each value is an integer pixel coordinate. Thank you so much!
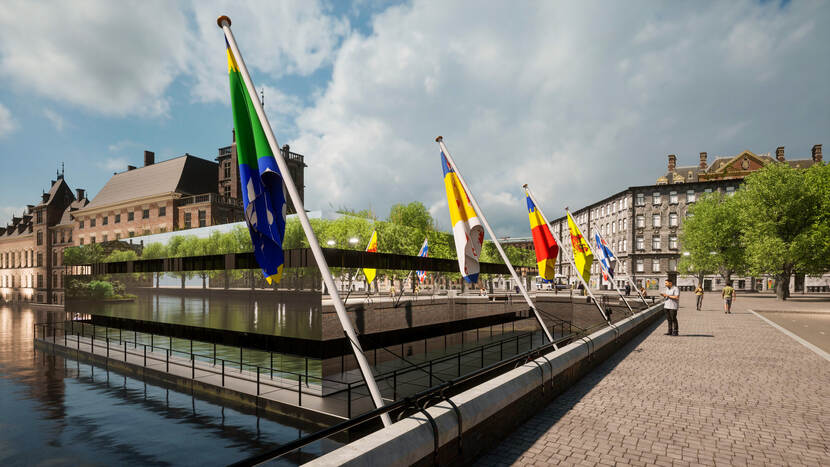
[
  {"left": 84, "top": 155, "right": 218, "bottom": 210},
  {"left": 56, "top": 199, "right": 89, "bottom": 226}
]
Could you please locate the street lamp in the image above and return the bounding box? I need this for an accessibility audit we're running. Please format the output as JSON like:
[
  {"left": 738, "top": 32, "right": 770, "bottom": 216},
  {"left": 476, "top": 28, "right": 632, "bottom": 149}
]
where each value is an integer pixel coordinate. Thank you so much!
[
  {"left": 683, "top": 251, "right": 690, "bottom": 256},
  {"left": 349, "top": 237, "right": 359, "bottom": 246},
  {"left": 326, "top": 239, "right": 335, "bottom": 247}
]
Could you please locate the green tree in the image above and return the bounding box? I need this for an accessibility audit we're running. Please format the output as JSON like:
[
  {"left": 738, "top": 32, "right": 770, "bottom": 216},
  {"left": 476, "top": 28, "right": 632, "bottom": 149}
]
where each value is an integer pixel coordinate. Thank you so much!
[
  {"left": 103, "top": 250, "right": 138, "bottom": 263},
  {"left": 63, "top": 243, "right": 105, "bottom": 265},
  {"left": 679, "top": 192, "right": 747, "bottom": 283},
  {"left": 735, "top": 163, "right": 830, "bottom": 300},
  {"left": 387, "top": 202, "right": 435, "bottom": 232}
]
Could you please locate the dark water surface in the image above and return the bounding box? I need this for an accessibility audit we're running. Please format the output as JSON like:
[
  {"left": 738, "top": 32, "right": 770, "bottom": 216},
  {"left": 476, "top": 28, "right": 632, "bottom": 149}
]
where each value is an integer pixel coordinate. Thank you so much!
[{"left": 0, "top": 305, "right": 338, "bottom": 466}]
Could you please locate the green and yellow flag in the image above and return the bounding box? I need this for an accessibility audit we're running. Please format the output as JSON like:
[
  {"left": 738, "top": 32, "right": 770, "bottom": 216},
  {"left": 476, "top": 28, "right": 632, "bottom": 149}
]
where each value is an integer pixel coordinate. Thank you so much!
[{"left": 226, "top": 39, "right": 287, "bottom": 284}]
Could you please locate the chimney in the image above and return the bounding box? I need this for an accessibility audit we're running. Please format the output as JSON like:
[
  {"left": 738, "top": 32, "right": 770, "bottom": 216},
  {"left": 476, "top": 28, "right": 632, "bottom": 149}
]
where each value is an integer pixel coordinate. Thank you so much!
[
  {"left": 812, "top": 144, "right": 822, "bottom": 163},
  {"left": 42, "top": 192, "right": 49, "bottom": 202},
  {"left": 127, "top": 165, "right": 136, "bottom": 171},
  {"left": 699, "top": 152, "right": 707, "bottom": 170},
  {"left": 667, "top": 154, "right": 676, "bottom": 172},
  {"left": 144, "top": 150, "right": 155, "bottom": 166},
  {"left": 76, "top": 188, "right": 85, "bottom": 200},
  {"left": 776, "top": 146, "right": 785, "bottom": 162},
  {"left": 26, "top": 204, "right": 34, "bottom": 214}
]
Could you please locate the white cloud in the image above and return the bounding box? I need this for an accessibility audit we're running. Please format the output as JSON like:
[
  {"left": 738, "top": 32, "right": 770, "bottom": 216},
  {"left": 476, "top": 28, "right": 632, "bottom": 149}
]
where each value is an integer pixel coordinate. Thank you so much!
[
  {"left": 43, "top": 108, "right": 65, "bottom": 132},
  {"left": 187, "top": 1, "right": 350, "bottom": 103},
  {"left": 97, "top": 157, "right": 128, "bottom": 172},
  {"left": 0, "top": 0, "right": 190, "bottom": 116},
  {"left": 0, "top": 103, "right": 15, "bottom": 137},
  {"left": 289, "top": 0, "right": 830, "bottom": 236},
  {"left": 0, "top": 205, "right": 26, "bottom": 224}
]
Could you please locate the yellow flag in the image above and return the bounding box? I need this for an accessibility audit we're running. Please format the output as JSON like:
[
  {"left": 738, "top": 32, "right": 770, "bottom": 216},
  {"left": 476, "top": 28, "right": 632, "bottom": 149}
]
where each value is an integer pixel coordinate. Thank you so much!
[
  {"left": 363, "top": 230, "right": 378, "bottom": 283},
  {"left": 566, "top": 212, "right": 593, "bottom": 283}
]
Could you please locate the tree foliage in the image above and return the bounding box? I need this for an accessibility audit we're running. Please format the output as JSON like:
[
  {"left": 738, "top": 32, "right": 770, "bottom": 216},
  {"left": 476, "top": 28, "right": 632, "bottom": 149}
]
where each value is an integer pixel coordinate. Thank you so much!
[
  {"left": 734, "top": 163, "right": 830, "bottom": 299},
  {"left": 679, "top": 192, "right": 747, "bottom": 282},
  {"left": 387, "top": 201, "right": 435, "bottom": 232}
]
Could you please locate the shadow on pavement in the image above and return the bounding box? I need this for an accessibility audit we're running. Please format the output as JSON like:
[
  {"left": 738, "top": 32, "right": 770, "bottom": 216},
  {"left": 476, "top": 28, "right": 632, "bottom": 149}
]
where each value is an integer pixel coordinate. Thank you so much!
[{"left": 476, "top": 315, "right": 665, "bottom": 465}]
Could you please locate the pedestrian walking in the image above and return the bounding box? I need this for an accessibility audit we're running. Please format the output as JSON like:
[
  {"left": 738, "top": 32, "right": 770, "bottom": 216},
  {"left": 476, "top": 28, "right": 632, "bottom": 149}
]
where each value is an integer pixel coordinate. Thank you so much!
[
  {"left": 625, "top": 283, "right": 631, "bottom": 296},
  {"left": 694, "top": 284, "right": 704, "bottom": 310},
  {"left": 722, "top": 281, "right": 735, "bottom": 314},
  {"left": 661, "top": 279, "right": 680, "bottom": 336}
]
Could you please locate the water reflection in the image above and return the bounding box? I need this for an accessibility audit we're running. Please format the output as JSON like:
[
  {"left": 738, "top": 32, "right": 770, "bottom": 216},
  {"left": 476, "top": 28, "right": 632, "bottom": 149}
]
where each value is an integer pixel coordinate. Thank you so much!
[{"left": 0, "top": 305, "right": 339, "bottom": 466}]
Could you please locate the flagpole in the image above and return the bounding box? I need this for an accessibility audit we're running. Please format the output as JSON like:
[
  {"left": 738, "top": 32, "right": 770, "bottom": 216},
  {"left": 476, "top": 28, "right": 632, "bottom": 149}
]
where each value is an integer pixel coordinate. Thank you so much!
[
  {"left": 620, "top": 255, "right": 649, "bottom": 308},
  {"left": 588, "top": 222, "right": 634, "bottom": 314},
  {"left": 219, "top": 16, "right": 391, "bottom": 427},
  {"left": 437, "top": 137, "right": 555, "bottom": 346},
  {"left": 523, "top": 185, "right": 609, "bottom": 323}
]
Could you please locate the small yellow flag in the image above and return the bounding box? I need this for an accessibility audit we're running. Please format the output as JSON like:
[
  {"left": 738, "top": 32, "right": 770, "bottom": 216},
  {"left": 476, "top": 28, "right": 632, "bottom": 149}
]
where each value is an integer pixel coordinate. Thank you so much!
[
  {"left": 363, "top": 230, "right": 378, "bottom": 283},
  {"left": 567, "top": 212, "right": 593, "bottom": 284}
]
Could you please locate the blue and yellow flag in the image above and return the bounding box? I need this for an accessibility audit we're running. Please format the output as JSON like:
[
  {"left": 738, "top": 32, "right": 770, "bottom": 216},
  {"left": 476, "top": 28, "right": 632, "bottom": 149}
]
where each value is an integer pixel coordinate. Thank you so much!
[
  {"left": 226, "top": 39, "right": 286, "bottom": 284},
  {"left": 442, "top": 152, "right": 483, "bottom": 283}
]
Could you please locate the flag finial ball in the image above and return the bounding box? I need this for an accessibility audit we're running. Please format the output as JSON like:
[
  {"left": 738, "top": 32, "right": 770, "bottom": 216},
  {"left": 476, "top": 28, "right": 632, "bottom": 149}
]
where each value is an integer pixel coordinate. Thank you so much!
[
  {"left": 435, "top": 136, "right": 443, "bottom": 142},
  {"left": 217, "top": 15, "right": 231, "bottom": 28},
  {"left": 522, "top": 184, "right": 528, "bottom": 188}
]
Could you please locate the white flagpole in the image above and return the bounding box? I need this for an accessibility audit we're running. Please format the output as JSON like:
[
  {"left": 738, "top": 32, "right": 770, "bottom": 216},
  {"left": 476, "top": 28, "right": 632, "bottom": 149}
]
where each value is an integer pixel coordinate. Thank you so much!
[
  {"left": 523, "top": 185, "right": 609, "bottom": 323},
  {"left": 588, "top": 222, "right": 634, "bottom": 314},
  {"left": 437, "top": 137, "right": 555, "bottom": 346},
  {"left": 620, "top": 256, "right": 649, "bottom": 307},
  {"left": 219, "top": 16, "right": 391, "bottom": 427}
]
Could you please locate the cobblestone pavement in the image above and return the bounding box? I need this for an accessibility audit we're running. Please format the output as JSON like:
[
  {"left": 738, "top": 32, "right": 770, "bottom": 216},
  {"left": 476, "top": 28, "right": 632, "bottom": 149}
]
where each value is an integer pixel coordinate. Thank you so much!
[{"left": 476, "top": 292, "right": 830, "bottom": 466}]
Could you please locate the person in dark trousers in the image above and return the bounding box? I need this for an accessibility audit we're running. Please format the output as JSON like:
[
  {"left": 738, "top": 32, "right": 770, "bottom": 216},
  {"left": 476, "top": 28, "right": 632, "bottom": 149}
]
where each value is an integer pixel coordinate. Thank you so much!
[
  {"left": 625, "top": 283, "right": 631, "bottom": 296},
  {"left": 661, "top": 279, "right": 680, "bottom": 336},
  {"left": 694, "top": 283, "right": 704, "bottom": 310},
  {"left": 722, "top": 281, "right": 735, "bottom": 313}
]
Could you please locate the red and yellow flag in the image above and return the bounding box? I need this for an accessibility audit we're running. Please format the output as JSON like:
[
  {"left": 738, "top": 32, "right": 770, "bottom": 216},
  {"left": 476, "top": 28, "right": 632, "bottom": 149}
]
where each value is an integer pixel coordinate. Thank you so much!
[
  {"left": 526, "top": 196, "right": 558, "bottom": 280},
  {"left": 363, "top": 230, "right": 378, "bottom": 283},
  {"left": 567, "top": 212, "right": 593, "bottom": 283}
]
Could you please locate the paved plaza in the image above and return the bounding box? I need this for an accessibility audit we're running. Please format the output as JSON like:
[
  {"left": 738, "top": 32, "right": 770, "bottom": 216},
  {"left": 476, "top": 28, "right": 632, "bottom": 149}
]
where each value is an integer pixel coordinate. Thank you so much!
[{"left": 477, "top": 292, "right": 830, "bottom": 466}]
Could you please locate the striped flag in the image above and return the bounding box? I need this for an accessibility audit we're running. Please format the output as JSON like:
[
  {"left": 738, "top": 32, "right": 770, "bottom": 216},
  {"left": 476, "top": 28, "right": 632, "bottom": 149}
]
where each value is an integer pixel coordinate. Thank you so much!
[
  {"left": 363, "top": 230, "right": 378, "bottom": 283},
  {"left": 416, "top": 237, "right": 429, "bottom": 283},
  {"left": 594, "top": 232, "right": 616, "bottom": 280},
  {"left": 526, "top": 196, "right": 558, "bottom": 281},
  {"left": 225, "top": 39, "right": 286, "bottom": 284},
  {"left": 441, "top": 152, "right": 484, "bottom": 283}
]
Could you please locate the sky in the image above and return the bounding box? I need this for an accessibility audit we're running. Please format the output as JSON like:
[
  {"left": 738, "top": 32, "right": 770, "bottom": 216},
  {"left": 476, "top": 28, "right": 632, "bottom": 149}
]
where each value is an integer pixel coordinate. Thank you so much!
[{"left": 0, "top": 0, "right": 827, "bottom": 237}]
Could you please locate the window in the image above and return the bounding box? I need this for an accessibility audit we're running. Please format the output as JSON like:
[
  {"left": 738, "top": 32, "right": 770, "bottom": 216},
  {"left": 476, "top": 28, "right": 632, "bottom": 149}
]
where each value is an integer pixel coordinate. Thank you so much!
[
  {"left": 128, "top": 211, "right": 134, "bottom": 221},
  {"left": 669, "top": 259, "right": 677, "bottom": 272},
  {"left": 129, "top": 231, "right": 134, "bottom": 238},
  {"left": 90, "top": 218, "right": 96, "bottom": 227},
  {"left": 636, "top": 215, "right": 645, "bottom": 228},
  {"left": 159, "top": 206, "right": 166, "bottom": 217},
  {"left": 652, "top": 236, "right": 661, "bottom": 250},
  {"left": 669, "top": 191, "right": 678, "bottom": 204},
  {"left": 143, "top": 229, "right": 151, "bottom": 235},
  {"left": 617, "top": 240, "right": 622, "bottom": 251},
  {"left": 60, "top": 232, "right": 65, "bottom": 243},
  {"left": 686, "top": 190, "right": 695, "bottom": 203},
  {"left": 52, "top": 251, "right": 57, "bottom": 264},
  {"left": 90, "top": 236, "right": 96, "bottom": 244},
  {"left": 652, "top": 259, "right": 661, "bottom": 273},
  {"left": 115, "top": 233, "right": 121, "bottom": 240},
  {"left": 636, "top": 259, "right": 644, "bottom": 272},
  {"left": 669, "top": 213, "right": 679, "bottom": 227},
  {"left": 184, "top": 212, "right": 192, "bottom": 229},
  {"left": 68, "top": 231, "right": 72, "bottom": 242},
  {"left": 726, "top": 186, "right": 735, "bottom": 196},
  {"left": 705, "top": 188, "right": 712, "bottom": 193},
  {"left": 223, "top": 185, "right": 231, "bottom": 196},
  {"left": 601, "top": 206, "right": 605, "bottom": 216},
  {"left": 636, "top": 236, "right": 644, "bottom": 250},
  {"left": 102, "top": 234, "right": 108, "bottom": 242},
  {"left": 198, "top": 210, "right": 207, "bottom": 228},
  {"left": 115, "top": 214, "right": 121, "bottom": 223},
  {"left": 652, "top": 214, "right": 661, "bottom": 228},
  {"left": 37, "top": 230, "right": 43, "bottom": 245},
  {"left": 142, "top": 209, "right": 150, "bottom": 219},
  {"left": 37, "top": 274, "right": 43, "bottom": 287},
  {"left": 37, "top": 253, "right": 43, "bottom": 267},
  {"left": 636, "top": 193, "right": 645, "bottom": 206},
  {"left": 623, "top": 218, "right": 628, "bottom": 230},
  {"left": 669, "top": 235, "right": 678, "bottom": 249},
  {"left": 79, "top": 220, "right": 84, "bottom": 229},
  {"left": 102, "top": 215, "right": 108, "bottom": 225},
  {"left": 612, "top": 222, "right": 616, "bottom": 234},
  {"left": 36, "top": 210, "right": 43, "bottom": 224},
  {"left": 623, "top": 239, "right": 627, "bottom": 251},
  {"left": 652, "top": 192, "right": 661, "bottom": 205},
  {"left": 224, "top": 162, "right": 231, "bottom": 179},
  {"left": 79, "top": 237, "right": 84, "bottom": 245}
]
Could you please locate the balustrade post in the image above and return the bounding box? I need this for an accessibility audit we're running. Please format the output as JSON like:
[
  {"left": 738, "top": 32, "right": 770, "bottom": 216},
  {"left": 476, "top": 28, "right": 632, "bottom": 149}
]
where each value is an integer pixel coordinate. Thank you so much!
[
  {"left": 393, "top": 369, "right": 397, "bottom": 400},
  {"left": 124, "top": 341, "right": 127, "bottom": 362},
  {"left": 347, "top": 383, "right": 351, "bottom": 418},
  {"left": 257, "top": 367, "right": 260, "bottom": 396},
  {"left": 222, "top": 360, "right": 225, "bottom": 386},
  {"left": 144, "top": 345, "right": 147, "bottom": 367},
  {"left": 298, "top": 375, "right": 302, "bottom": 406},
  {"left": 106, "top": 337, "right": 109, "bottom": 358}
]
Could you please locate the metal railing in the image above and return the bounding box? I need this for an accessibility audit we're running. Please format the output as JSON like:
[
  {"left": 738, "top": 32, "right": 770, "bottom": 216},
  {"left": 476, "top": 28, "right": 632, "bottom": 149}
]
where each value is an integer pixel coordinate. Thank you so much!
[{"left": 176, "top": 193, "right": 243, "bottom": 208}]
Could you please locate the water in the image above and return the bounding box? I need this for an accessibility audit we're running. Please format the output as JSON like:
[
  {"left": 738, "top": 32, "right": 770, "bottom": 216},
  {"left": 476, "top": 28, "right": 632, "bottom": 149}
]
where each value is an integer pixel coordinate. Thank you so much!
[{"left": 0, "top": 305, "right": 340, "bottom": 466}]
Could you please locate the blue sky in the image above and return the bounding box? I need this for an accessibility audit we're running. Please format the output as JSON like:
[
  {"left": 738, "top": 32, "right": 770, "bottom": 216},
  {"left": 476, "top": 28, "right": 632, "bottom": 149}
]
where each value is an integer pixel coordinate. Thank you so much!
[{"left": 0, "top": 0, "right": 827, "bottom": 236}]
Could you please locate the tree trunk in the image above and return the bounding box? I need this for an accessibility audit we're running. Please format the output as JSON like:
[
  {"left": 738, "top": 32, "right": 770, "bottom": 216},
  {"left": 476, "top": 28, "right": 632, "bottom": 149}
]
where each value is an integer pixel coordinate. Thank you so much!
[{"left": 775, "top": 271, "right": 791, "bottom": 301}]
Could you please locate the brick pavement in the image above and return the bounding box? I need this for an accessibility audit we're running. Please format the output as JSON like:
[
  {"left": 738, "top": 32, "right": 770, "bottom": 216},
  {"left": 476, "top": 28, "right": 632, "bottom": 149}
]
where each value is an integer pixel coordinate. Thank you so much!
[{"left": 476, "top": 292, "right": 830, "bottom": 466}]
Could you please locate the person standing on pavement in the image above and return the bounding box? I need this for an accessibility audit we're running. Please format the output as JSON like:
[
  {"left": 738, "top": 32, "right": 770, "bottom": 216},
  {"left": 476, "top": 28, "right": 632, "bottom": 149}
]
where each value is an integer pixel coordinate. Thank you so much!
[
  {"left": 661, "top": 279, "right": 680, "bottom": 336},
  {"left": 625, "top": 283, "right": 631, "bottom": 296},
  {"left": 694, "top": 284, "right": 704, "bottom": 310},
  {"left": 722, "top": 281, "right": 735, "bottom": 314}
]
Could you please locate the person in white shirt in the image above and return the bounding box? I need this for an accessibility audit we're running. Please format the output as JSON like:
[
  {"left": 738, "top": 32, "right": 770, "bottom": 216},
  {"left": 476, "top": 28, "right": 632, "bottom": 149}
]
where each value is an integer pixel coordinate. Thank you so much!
[{"left": 661, "top": 279, "right": 680, "bottom": 336}]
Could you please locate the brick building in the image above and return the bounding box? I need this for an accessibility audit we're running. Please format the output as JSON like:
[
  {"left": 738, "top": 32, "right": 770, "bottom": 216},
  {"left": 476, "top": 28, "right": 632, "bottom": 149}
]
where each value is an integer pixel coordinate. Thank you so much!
[
  {"left": 548, "top": 144, "right": 824, "bottom": 292},
  {"left": 1, "top": 138, "right": 307, "bottom": 305}
]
